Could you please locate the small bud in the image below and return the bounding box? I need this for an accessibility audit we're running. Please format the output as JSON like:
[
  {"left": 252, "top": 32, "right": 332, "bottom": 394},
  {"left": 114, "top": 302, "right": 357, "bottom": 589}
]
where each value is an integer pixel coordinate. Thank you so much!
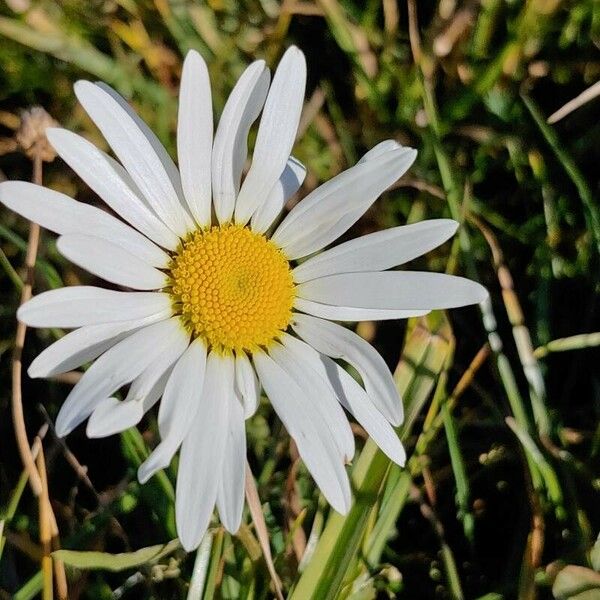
[{"left": 15, "top": 106, "right": 58, "bottom": 162}]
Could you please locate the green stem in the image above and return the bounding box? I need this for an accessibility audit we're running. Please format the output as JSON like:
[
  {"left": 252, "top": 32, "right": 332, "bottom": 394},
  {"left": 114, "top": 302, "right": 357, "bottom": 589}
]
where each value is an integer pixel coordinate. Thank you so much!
[
  {"left": 187, "top": 531, "right": 214, "bottom": 600},
  {"left": 522, "top": 94, "right": 600, "bottom": 258},
  {"left": 0, "top": 245, "right": 24, "bottom": 290}
]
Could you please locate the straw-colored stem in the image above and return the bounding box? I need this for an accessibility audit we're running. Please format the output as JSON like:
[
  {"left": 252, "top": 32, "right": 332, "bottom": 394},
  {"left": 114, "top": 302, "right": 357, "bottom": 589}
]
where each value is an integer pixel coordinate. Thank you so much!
[
  {"left": 472, "top": 215, "right": 552, "bottom": 436},
  {"left": 11, "top": 154, "right": 43, "bottom": 497},
  {"left": 245, "top": 461, "right": 284, "bottom": 600},
  {"left": 534, "top": 332, "right": 600, "bottom": 358},
  {"left": 36, "top": 445, "right": 53, "bottom": 600}
]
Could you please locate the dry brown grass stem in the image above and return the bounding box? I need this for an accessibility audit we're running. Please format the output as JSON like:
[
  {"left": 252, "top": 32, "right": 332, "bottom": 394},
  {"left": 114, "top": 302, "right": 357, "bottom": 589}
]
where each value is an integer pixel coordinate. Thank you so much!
[
  {"left": 245, "top": 461, "right": 284, "bottom": 600},
  {"left": 36, "top": 443, "right": 53, "bottom": 600},
  {"left": 11, "top": 152, "right": 43, "bottom": 496},
  {"left": 35, "top": 440, "right": 68, "bottom": 600}
]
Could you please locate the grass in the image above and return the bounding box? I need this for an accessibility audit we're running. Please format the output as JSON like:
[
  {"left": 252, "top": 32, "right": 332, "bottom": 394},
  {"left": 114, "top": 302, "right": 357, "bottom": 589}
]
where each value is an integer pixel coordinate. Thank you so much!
[{"left": 0, "top": 1, "right": 599, "bottom": 598}]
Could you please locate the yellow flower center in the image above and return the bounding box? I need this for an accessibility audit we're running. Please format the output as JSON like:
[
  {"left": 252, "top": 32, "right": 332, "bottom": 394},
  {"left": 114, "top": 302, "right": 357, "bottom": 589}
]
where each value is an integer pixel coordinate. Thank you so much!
[{"left": 169, "top": 224, "right": 295, "bottom": 353}]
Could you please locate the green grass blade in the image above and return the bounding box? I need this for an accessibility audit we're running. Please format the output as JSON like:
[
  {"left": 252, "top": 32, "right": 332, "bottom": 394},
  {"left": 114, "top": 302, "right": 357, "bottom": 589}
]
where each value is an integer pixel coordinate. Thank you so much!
[{"left": 290, "top": 314, "right": 453, "bottom": 600}]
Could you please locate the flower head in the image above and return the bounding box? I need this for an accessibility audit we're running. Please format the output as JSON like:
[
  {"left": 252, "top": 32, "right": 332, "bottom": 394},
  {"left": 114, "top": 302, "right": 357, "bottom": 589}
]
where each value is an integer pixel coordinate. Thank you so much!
[{"left": 0, "top": 46, "right": 487, "bottom": 551}]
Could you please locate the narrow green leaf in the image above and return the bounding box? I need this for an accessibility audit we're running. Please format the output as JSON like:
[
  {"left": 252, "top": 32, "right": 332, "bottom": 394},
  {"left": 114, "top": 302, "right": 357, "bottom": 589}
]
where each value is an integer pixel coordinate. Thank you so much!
[
  {"left": 290, "top": 315, "right": 453, "bottom": 600},
  {"left": 202, "top": 529, "right": 225, "bottom": 600},
  {"left": 552, "top": 565, "right": 600, "bottom": 599},
  {"left": 52, "top": 539, "right": 179, "bottom": 572},
  {"left": 591, "top": 535, "right": 600, "bottom": 572},
  {"left": 522, "top": 94, "right": 600, "bottom": 258},
  {"left": 187, "top": 531, "right": 214, "bottom": 600}
]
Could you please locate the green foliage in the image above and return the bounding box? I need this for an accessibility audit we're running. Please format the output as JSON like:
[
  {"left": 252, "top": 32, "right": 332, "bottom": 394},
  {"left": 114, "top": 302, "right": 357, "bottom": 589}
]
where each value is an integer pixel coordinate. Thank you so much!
[{"left": 53, "top": 539, "right": 179, "bottom": 572}]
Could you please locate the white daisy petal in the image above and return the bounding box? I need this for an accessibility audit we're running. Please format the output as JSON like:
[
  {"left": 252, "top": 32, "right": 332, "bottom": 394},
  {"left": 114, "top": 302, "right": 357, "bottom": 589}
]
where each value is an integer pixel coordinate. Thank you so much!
[
  {"left": 0, "top": 181, "right": 168, "bottom": 267},
  {"left": 253, "top": 350, "right": 351, "bottom": 514},
  {"left": 216, "top": 392, "right": 246, "bottom": 534},
  {"left": 281, "top": 335, "right": 406, "bottom": 465},
  {"left": 95, "top": 82, "right": 187, "bottom": 210},
  {"left": 86, "top": 397, "right": 144, "bottom": 439},
  {"left": 234, "top": 351, "right": 261, "bottom": 418},
  {"left": 251, "top": 156, "right": 306, "bottom": 234},
  {"left": 272, "top": 147, "right": 417, "bottom": 259},
  {"left": 291, "top": 313, "right": 402, "bottom": 426},
  {"left": 18, "top": 287, "right": 172, "bottom": 329},
  {"left": 137, "top": 337, "right": 208, "bottom": 484},
  {"left": 46, "top": 128, "right": 179, "bottom": 252},
  {"left": 175, "top": 352, "right": 231, "bottom": 551},
  {"left": 234, "top": 46, "right": 307, "bottom": 225},
  {"left": 57, "top": 234, "right": 167, "bottom": 290},
  {"left": 328, "top": 357, "right": 406, "bottom": 466},
  {"left": 178, "top": 50, "right": 213, "bottom": 226},
  {"left": 294, "top": 298, "right": 429, "bottom": 322},
  {"left": 124, "top": 328, "right": 190, "bottom": 404},
  {"left": 87, "top": 368, "right": 172, "bottom": 438},
  {"left": 271, "top": 338, "right": 355, "bottom": 462},
  {"left": 27, "top": 315, "right": 166, "bottom": 378},
  {"left": 74, "top": 81, "right": 193, "bottom": 236},
  {"left": 211, "top": 61, "right": 270, "bottom": 224},
  {"left": 358, "top": 139, "right": 401, "bottom": 163},
  {"left": 293, "top": 219, "right": 458, "bottom": 283},
  {"left": 55, "top": 318, "right": 183, "bottom": 437},
  {"left": 297, "top": 272, "right": 489, "bottom": 311}
]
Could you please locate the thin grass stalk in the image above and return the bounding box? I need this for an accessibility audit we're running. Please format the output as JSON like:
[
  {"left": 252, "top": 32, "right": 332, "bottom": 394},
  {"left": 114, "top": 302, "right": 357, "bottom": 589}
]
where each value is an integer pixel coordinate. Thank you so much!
[
  {"left": 0, "top": 245, "right": 23, "bottom": 290},
  {"left": 534, "top": 333, "right": 600, "bottom": 358},
  {"left": 366, "top": 333, "right": 482, "bottom": 567},
  {"left": 245, "top": 461, "right": 284, "bottom": 600},
  {"left": 414, "top": 344, "right": 490, "bottom": 457},
  {"left": 472, "top": 215, "right": 552, "bottom": 436},
  {"left": 315, "top": 0, "right": 387, "bottom": 117},
  {"left": 410, "top": 484, "right": 464, "bottom": 600},
  {"left": 187, "top": 531, "right": 214, "bottom": 600},
  {"left": 290, "top": 314, "right": 454, "bottom": 599},
  {"left": 406, "top": 0, "right": 552, "bottom": 494},
  {"left": 442, "top": 400, "right": 475, "bottom": 543},
  {"left": 0, "top": 426, "right": 47, "bottom": 561},
  {"left": 522, "top": 94, "right": 600, "bottom": 258},
  {"left": 11, "top": 153, "right": 44, "bottom": 498},
  {"left": 202, "top": 529, "right": 224, "bottom": 600},
  {"left": 0, "top": 15, "right": 170, "bottom": 105},
  {"left": 35, "top": 445, "right": 53, "bottom": 600},
  {"left": 505, "top": 418, "right": 565, "bottom": 516}
]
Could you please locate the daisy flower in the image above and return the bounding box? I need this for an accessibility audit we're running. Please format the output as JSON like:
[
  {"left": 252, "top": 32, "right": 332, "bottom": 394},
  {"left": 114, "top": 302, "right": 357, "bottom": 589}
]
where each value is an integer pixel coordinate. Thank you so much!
[{"left": 1, "top": 46, "right": 487, "bottom": 551}]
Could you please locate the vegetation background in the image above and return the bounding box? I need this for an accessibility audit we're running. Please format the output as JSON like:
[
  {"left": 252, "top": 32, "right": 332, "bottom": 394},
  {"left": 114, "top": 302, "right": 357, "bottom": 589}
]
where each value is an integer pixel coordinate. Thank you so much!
[{"left": 0, "top": 0, "right": 599, "bottom": 598}]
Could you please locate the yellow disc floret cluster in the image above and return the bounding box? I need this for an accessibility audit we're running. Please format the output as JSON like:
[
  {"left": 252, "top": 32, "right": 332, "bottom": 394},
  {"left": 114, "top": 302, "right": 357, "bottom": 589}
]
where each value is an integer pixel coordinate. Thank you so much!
[{"left": 169, "top": 224, "right": 295, "bottom": 353}]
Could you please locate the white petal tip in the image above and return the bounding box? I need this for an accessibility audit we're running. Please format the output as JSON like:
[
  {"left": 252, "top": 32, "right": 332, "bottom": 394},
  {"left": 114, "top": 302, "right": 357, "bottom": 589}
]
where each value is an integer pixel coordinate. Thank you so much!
[
  {"left": 178, "top": 532, "right": 201, "bottom": 553},
  {"left": 472, "top": 283, "right": 490, "bottom": 304},
  {"left": 221, "top": 519, "right": 242, "bottom": 535},
  {"left": 184, "top": 48, "right": 201, "bottom": 60},
  {"left": 394, "top": 454, "right": 407, "bottom": 468},
  {"left": 405, "top": 147, "right": 418, "bottom": 162},
  {"left": 137, "top": 462, "right": 160, "bottom": 485},
  {"left": 137, "top": 448, "right": 172, "bottom": 484},
  {"left": 388, "top": 413, "right": 403, "bottom": 428},
  {"left": 137, "top": 468, "right": 153, "bottom": 485},
  {"left": 332, "top": 499, "right": 351, "bottom": 516},
  {"left": 73, "top": 79, "right": 92, "bottom": 96},
  {"left": 284, "top": 45, "right": 304, "bottom": 58},
  {"left": 54, "top": 420, "right": 70, "bottom": 439},
  {"left": 15, "top": 305, "right": 28, "bottom": 324},
  {"left": 85, "top": 421, "right": 104, "bottom": 439},
  {"left": 26, "top": 362, "right": 45, "bottom": 379}
]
